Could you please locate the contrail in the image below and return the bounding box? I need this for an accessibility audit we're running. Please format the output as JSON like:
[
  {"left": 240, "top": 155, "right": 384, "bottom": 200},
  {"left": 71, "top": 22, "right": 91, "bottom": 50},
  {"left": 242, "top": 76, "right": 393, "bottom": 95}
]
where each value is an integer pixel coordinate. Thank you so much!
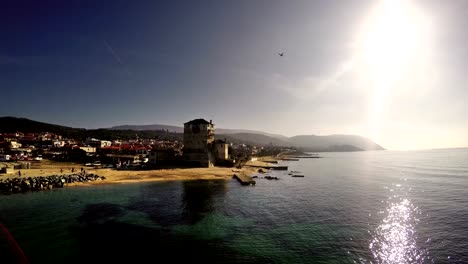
[{"left": 104, "top": 40, "right": 123, "bottom": 65}]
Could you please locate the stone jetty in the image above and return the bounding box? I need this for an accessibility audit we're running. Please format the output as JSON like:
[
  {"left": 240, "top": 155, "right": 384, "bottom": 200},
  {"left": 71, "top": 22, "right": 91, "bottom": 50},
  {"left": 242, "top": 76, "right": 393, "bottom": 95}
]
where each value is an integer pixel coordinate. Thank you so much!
[
  {"left": 245, "top": 165, "right": 288, "bottom": 170},
  {"left": 0, "top": 173, "right": 106, "bottom": 195},
  {"left": 233, "top": 173, "right": 256, "bottom": 186},
  {"left": 279, "top": 158, "right": 299, "bottom": 161}
]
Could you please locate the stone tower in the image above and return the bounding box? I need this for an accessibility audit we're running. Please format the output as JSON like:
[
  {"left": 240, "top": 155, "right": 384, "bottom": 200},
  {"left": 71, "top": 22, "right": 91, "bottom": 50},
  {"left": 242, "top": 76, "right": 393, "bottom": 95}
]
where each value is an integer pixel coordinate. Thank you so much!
[{"left": 183, "top": 119, "right": 215, "bottom": 167}]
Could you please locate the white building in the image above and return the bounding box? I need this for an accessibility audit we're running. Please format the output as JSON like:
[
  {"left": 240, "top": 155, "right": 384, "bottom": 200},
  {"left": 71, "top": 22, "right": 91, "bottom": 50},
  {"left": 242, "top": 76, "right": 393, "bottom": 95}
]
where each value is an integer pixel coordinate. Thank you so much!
[
  {"left": 0, "top": 154, "right": 11, "bottom": 161},
  {"left": 80, "top": 147, "right": 96, "bottom": 153},
  {"left": 10, "top": 141, "right": 22, "bottom": 149},
  {"left": 86, "top": 138, "right": 112, "bottom": 148},
  {"left": 52, "top": 140, "right": 65, "bottom": 147}
]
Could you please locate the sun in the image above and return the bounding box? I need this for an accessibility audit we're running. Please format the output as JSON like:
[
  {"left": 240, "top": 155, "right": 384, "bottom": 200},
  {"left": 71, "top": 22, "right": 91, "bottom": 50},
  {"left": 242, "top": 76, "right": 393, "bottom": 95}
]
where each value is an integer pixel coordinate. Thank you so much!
[
  {"left": 356, "top": 0, "right": 429, "bottom": 141},
  {"left": 363, "top": 0, "right": 420, "bottom": 80}
]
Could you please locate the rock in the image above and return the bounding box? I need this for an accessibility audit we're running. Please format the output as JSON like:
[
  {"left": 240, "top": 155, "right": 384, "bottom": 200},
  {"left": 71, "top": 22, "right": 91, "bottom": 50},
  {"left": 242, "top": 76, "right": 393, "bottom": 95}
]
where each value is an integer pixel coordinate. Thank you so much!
[{"left": 0, "top": 173, "right": 106, "bottom": 195}]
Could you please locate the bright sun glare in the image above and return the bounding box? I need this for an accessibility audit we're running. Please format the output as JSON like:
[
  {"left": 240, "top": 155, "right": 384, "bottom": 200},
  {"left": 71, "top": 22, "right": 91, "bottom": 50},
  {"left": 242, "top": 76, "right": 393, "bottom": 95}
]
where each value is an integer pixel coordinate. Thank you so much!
[
  {"left": 363, "top": 0, "right": 420, "bottom": 79},
  {"left": 357, "top": 0, "right": 429, "bottom": 142}
]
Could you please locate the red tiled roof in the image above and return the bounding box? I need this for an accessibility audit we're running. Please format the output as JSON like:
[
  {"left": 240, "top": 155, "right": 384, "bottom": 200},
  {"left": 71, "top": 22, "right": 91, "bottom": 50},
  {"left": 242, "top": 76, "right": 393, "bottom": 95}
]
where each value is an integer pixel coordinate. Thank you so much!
[
  {"left": 118, "top": 144, "right": 151, "bottom": 150},
  {"left": 101, "top": 146, "right": 121, "bottom": 150}
]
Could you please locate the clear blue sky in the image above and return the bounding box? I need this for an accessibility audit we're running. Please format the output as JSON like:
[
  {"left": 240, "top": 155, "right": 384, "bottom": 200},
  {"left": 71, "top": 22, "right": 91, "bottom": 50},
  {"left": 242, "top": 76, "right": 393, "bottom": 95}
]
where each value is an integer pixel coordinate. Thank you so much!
[{"left": 1, "top": 0, "right": 468, "bottom": 149}]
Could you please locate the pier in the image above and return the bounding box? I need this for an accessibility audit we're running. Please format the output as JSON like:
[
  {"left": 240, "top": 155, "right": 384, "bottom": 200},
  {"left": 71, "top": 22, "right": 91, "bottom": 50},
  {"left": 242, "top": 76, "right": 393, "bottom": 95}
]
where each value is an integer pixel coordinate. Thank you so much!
[
  {"left": 279, "top": 158, "right": 299, "bottom": 161},
  {"left": 244, "top": 165, "right": 288, "bottom": 170},
  {"left": 233, "top": 173, "right": 256, "bottom": 185}
]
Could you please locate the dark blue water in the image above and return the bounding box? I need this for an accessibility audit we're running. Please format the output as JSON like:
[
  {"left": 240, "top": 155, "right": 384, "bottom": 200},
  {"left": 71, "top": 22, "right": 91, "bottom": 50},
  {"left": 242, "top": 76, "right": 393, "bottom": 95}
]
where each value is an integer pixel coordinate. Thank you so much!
[{"left": 1, "top": 149, "right": 467, "bottom": 263}]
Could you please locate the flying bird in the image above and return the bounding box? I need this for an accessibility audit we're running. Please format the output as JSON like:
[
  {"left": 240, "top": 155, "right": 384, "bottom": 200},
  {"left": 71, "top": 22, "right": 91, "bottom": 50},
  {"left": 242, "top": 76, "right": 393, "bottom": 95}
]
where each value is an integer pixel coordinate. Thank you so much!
[{"left": 278, "top": 52, "right": 284, "bottom": 57}]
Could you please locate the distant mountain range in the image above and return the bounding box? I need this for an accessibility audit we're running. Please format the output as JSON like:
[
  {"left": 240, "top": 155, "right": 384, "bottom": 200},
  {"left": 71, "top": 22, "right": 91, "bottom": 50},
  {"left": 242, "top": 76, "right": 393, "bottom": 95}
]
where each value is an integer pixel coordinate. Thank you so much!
[
  {"left": 0, "top": 117, "right": 385, "bottom": 151},
  {"left": 110, "top": 124, "right": 289, "bottom": 140},
  {"left": 110, "top": 123, "right": 384, "bottom": 151},
  {"left": 219, "top": 133, "right": 383, "bottom": 151}
]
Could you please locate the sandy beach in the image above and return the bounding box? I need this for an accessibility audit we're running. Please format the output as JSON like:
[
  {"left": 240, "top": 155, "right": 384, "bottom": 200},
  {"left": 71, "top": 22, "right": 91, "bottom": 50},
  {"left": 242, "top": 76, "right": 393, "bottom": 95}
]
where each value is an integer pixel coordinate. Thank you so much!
[{"left": 1, "top": 159, "right": 275, "bottom": 186}]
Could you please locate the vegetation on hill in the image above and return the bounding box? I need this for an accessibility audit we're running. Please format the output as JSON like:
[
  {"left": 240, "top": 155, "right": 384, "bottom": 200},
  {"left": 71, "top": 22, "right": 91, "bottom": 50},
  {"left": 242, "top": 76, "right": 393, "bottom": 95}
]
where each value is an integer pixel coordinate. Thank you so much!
[
  {"left": 0, "top": 117, "right": 182, "bottom": 141},
  {"left": 0, "top": 116, "right": 385, "bottom": 151}
]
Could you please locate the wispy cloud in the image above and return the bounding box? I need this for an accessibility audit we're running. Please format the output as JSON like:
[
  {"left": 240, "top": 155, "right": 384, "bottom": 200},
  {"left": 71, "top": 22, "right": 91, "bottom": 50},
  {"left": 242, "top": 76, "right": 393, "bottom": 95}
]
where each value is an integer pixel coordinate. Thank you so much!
[
  {"left": 103, "top": 39, "right": 133, "bottom": 76},
  {"left": 272, "top": 58, "right": 356, "bottom": 101},
  {"left": 104, "top": 40, "right": 123, "bottom": 65}
]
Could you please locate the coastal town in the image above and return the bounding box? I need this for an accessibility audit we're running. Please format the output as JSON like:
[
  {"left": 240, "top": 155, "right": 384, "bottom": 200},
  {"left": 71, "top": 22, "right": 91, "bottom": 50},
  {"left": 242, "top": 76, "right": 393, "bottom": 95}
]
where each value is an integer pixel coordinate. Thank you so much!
[
  {"left": 0, "top": 118, "right": 300, "bottom": 193},
  {"left": 0, "top": 118, "right": 292, "bottom": 169}
]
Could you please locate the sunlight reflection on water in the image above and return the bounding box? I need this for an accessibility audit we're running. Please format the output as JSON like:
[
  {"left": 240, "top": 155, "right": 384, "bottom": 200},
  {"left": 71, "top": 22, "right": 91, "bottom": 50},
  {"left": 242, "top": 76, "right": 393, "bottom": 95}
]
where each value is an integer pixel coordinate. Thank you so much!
[{"left": 370, "top": 185, "right": 428, "bottom": 264}]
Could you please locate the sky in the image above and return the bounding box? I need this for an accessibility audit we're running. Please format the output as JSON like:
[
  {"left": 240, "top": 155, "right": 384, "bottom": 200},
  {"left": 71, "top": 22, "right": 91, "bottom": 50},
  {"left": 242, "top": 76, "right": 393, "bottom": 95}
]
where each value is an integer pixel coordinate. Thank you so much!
[{"left": 1, "top": 0, "right": 468, "bottom": 150}]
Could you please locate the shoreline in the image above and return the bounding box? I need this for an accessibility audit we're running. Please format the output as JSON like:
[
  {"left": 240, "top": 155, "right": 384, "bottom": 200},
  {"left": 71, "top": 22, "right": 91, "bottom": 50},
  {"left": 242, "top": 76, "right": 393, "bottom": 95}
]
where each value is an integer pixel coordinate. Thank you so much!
[{"left": 0, "top": 158, "right": 280, "bottom": 189}]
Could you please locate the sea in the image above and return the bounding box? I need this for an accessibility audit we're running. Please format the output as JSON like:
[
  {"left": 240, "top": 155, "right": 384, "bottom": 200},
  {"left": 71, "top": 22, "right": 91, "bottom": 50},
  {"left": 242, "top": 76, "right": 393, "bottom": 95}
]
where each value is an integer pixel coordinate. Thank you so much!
[{"left": 0, "top": 148, "right": 467, "bottom": 263}]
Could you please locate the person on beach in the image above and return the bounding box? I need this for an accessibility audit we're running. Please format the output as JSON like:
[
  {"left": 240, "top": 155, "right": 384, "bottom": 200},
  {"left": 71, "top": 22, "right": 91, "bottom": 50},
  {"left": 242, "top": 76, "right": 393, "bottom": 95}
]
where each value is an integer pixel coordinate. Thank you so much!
[
  {"left": 71, "top": 168, "right": 74, "bottom": 173},
  {"left": 18, "top": 170, "right": 21, "bottom": 177},
  {"left": 60, "top": 168, "right": 63, "bottom": 174}
]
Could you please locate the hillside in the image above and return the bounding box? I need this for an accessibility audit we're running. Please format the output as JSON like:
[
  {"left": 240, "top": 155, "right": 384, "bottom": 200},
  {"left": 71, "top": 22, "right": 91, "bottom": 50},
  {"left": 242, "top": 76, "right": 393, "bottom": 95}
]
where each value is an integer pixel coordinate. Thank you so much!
[
  {"left": 0, "top": 117, "right": 385, "bottom": 151},
  {"left": 289, "top": 135, "right": 385, "bottom": 151},
  {"left": 109, "top": 124, "right": 289, "bottom": 140},
  {"left": 216, "top": 133, "right": 291, "bottom": 147},
  {"left": 0, "top": 117, "right": 182, "bottom": 141},
  {"left": 110, "top": 124, "right": 183, "bottom": 133},
  {"left": 0, "top": 116, "right": 85, "bottom": 136},
  {"left": 219, "top": 133, "right": 384, "bottom": 151}
]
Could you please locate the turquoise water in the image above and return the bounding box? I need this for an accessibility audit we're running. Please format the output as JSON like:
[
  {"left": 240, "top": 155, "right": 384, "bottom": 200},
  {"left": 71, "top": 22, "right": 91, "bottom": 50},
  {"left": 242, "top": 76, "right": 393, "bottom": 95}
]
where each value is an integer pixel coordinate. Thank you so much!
[{"left": 1, "top": 149, "right": 467, "bottom": 263}]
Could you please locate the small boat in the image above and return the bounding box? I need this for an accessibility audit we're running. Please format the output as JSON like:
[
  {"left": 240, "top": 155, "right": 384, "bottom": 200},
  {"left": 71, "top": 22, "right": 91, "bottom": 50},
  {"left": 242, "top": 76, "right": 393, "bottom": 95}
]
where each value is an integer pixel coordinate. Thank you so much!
[{"left": 291, "top": 174, "right": 305, "bottom": 177}]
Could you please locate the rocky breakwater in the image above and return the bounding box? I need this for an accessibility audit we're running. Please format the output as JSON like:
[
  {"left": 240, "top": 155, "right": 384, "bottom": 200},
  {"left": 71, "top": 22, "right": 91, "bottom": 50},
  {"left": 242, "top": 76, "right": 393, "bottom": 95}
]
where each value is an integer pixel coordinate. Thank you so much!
[{"left": 0, "top": 173, "right": 106, "bottom": 194}]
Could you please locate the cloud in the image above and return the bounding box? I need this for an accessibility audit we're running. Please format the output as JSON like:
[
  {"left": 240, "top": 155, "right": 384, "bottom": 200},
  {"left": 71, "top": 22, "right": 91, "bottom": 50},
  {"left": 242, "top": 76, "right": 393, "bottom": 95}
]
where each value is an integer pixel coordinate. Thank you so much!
[
  {"left": 272, "top": 58, "right": 356, "bottom": 100},
  {"left": 104, "top": 40, "right": 123, "bottom": 65},
  {"left": 258, "top": 56, "right": 370, "bottom": 137}
]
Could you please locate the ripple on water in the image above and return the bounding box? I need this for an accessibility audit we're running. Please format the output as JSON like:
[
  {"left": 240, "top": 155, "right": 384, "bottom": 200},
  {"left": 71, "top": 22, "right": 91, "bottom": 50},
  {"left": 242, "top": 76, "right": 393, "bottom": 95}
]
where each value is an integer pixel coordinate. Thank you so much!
[{"left": 370, "top": 185, "right": 429, "bottom": 264}]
